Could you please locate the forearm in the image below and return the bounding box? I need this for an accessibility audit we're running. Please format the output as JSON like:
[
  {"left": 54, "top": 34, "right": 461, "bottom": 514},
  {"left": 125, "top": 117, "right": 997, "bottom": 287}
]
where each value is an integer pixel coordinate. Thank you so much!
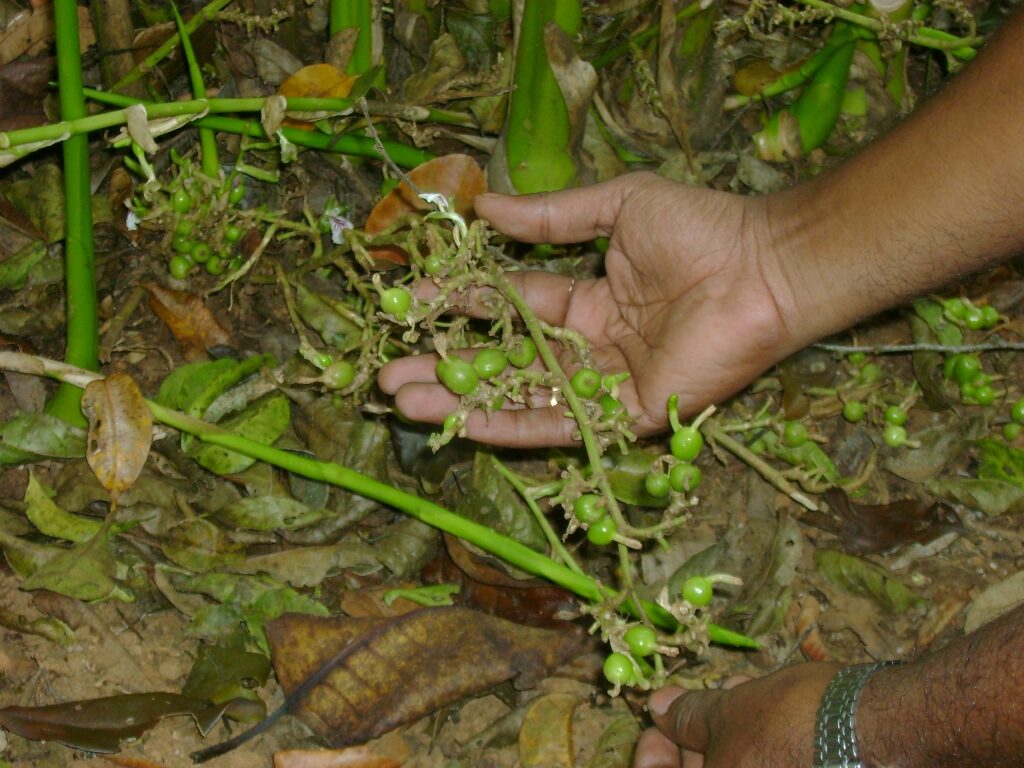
[
  {"left": 767, "top": 11, "right": 1024, "bottom": 344},
  {"left": 857, "top": 604, "right": 1024, "bottom": 767}
]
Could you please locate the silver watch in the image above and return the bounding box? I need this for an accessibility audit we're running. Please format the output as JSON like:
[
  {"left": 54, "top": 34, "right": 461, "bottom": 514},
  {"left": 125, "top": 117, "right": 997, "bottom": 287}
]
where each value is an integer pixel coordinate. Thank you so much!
[{"left": 813, "top": 660, "right": 901, "bottom": 768}]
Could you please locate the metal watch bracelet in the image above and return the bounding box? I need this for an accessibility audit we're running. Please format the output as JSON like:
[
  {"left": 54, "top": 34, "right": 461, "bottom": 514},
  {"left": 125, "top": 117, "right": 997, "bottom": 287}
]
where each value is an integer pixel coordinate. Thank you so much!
[{"left": 813, "top": 660, "right": 902, "bottom": 768}]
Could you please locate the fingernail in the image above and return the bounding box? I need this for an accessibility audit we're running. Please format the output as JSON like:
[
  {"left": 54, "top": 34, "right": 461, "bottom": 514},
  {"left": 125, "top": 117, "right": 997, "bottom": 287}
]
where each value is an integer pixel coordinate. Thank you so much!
[{"left": 649, "top": 687, "right": 683, "bottom": 716}]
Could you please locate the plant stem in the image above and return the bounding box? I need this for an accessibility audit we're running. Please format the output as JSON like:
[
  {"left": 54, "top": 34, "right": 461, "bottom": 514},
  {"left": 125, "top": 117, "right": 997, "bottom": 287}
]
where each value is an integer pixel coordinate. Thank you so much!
[
  {"left": 0, "top": 89, "right": 434, "bottom": 168},
  {"left": 0, "top": 351, "right": 755, "bottom": 649},
  {"left": 491, "top": 456, "right": 584, "bottom": 575},
  {"left": 111, "top": 0, "right": 234, "bottom": 92},
  {"left": 591, "top": 1, "right": 703, "bottom": 69},
  {"left": 793, "top": 0, "right": 980, "bottom": 58},
  {"left": 172, "top": 2, "right": 220, "bottom": 178},
  {"left": 331, "top": 0, "right": 373, "bottom": 75},
  {"left": 46, "top": 0, "right": 97, "bottom": 427}
]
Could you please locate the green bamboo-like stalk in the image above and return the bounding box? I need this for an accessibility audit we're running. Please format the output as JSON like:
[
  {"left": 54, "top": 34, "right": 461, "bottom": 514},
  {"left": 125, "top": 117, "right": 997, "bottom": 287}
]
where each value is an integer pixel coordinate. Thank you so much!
[
  {"left": 330, "top": 0, "right": 374, "bottom": 75},
  {"left": 46, "top": 0, "right": 97, "bottom": 427},
  {"left": 111, "top": 0, "right": 234, "bottom": 91},
  {"left": 0, "top": 350, "right": 756, "bottom": 649},
  {"left": 24, "top": 89, "right": 433, "bottom": 168},
  {"left": 795, "top": 0, "right": 979, "bottom": 58},
  {"left": 505, "top": 0, "right": 582, "bottom": 193},
  {"left": 725, "top": 23, "right": 865, "bottom": 109},
  {"left": 591, "top": 1, "right": 703, "bottom": 69},
  {"left": 754, "top": 37, "right": 857, "bottom": 161},
  {"left": 172, "top": 3, "right": 219, "bottom": 178}
]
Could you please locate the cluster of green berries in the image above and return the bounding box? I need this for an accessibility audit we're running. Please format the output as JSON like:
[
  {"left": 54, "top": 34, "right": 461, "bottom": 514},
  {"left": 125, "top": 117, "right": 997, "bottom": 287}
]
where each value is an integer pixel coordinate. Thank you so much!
[
  {"left": 165, "top": 180, "right": 247, "bottom": 280},
  {"left": 943, "top": 353, "right": 998, "bottom": 406},
  {"left": 943, "top": 298, "right": 1000, "bottom": 331},
  {"left": 602, "top": 575, "right": 715, "bottom": 687},
  {"left": 1004, "top": 398, "right": 1024, "bottom": 441}
]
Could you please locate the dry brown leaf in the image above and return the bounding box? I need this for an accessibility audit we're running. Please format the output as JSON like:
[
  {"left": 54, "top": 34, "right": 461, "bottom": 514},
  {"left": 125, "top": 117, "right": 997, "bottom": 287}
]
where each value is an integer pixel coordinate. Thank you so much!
[
  {"left": 278, "top": 64, "right": 357, "bottom": 131},
  {"left": 144, "top": 282, "right": 232, "bottom": 361},
  {"left": 364, "top": 154, "right": 486, "bottom": 266},
  {"left": 518, "top": 693, "right": 580, "bottom": 768},
  {"left": 422, "top": 534, "right": 580, "bottom": 627},
  {"left": 336, "top": 583, "right": 427, "bottom": 618},
  {"left": 82, "top": 373, "right": 153, "bottom": 503},
  {"left": 0, "top": 7, "right": 94, "bottom": 65},
  {"left": 273, "top": 746, "right": 400, "bottom": 768},
  {"left": 266, "top": 607, "right": 584, "bottom": 747},
  {"left": 101, "top": 756, "right": 171, "bottom": 768}
]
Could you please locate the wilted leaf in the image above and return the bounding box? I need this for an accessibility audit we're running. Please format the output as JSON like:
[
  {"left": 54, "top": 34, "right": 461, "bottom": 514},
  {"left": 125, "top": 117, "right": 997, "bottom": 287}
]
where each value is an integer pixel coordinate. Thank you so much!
[
  {"left": 0, "top": 241, "right": 43, "bottom": 290},
  {"left": 604, "top": 447, "right": 670, "bottom": 508},
  {"left": 447, "top": 9, "right": 501, "bottom": 71},
  {"left": 0, "top": 520, "right": 59, "bottom": 576},
  {"left": 193, "top": 393, "right": 291, "bottom": 475},
  {"left": 364, "top": 154, "right": 486, "bottom": 265},
  {"left": 182, "top": 571, "right": 328, "bottom": 652},
  {"left": 422, "top": 534, "right": 578, "bottom": 627},
  {"left": 0, "top": 163, "right": 65, "bottom": 242},
  {"left": 277, "top": 63, "right": 356, "bottom": 128},
  {"left": 812, "top": 488, "right": 963, "bottom": 555},
  {"left": 215, "top": 496, "right": 332, "bottom": 532},
  {"left": 0, "top": 693, "right": 245, "bottom": 753},
  {"left": 779, "top": 349, "right": 836, "bottom": 419},
  {"left": 926, "top": 475, "right": 1024, "bottom": 516},
  {"left": 229, "top": 542, "right": 382, "bottom": 588},
  {"left": 371, "top": 517, "right": 438, "bottom": 578},
  {"left": 909, "top": 314, "right": 954, "bottom": 411},
  {"left": 273, "top": 746, "right": 401, "bottom": 768},
  {"left": 266, "top": 607, "right": 585, "bottom": 747},
  {"left": 162, "top": 517, "right": 244, "bottom": 573},
  {"left": 518, "top": 693, "right": 579, "bottom": 768},
  {"left": 585, "top": 713, "right": 642, "bottom": 768},
  {"left": 885, "top": 416, "right": 985, "bottom": 483},
  {"left": 964, "top": 569, "right": 1024, "bottom": 633},
  {"left": 183, "top": 641, "right": 272, "bottom": 712},
  {"left": 20, "top": 521, "right": 134, "bottom": 603},
  {"left": 815, "top": 549, "right": 924, "bottom": 613},
  {"left": 294, "top": 284, "right": 362, "bottom": 349},
  {"left": 82, "top": 373, "right": 153, "bottom": 502},
  {"left": 0, "top": 411, "right": 86, "bottom": 466},
  {"left": 0, "top": 605, "right": 74, "bottom": 646},
  {"left": 455, "top": 452, "right": 545, "bottom": 551},
  {"left": 24, "top": 470, "right": 102, "bottom": 542},
  {"left": 144, "top": 282, "right": 232, "bottom": 361},
  {"left": 403, "top": 34, "right": 466, "bottom": 104}
]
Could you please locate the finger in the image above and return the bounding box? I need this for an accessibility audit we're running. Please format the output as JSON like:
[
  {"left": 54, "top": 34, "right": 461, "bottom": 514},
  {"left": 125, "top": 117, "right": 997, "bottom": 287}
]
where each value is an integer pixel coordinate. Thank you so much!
[
  {"left": 632, "top": 728, "right": 682, "bottom": 768},
  {"left": 649, "top": 686, "right": 725, "bottom": 753},
  {"left": 474, "top": 175, "right": 638, "bottom": 244},
  {"left": 391, "top": 382, "right": 580, "bottom": 448}
]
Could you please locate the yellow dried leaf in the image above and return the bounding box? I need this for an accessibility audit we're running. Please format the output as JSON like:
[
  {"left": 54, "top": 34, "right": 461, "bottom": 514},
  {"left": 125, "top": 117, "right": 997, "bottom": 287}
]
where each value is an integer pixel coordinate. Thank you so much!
[{"left": 81, "top": 373, "right": 153, "bottom": 501}]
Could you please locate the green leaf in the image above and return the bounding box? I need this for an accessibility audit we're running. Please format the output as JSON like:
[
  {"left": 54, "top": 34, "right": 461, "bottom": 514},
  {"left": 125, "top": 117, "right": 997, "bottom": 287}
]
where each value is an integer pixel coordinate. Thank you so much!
[
  {"left": 926, "top": 476, "right": 1024, "bottom": 516},
  {"left": 760, "top": 431, "right": 839, "bottom": 485},
  {"left": 0, "top": 242, "right": 43, "bottom": 291},
  {"left": 155, "top": 359, "right": 233, "bottom": 409},
  {"left": 371, "top": 517, "right": 438, "bottom": 578},
  {"left": 20, "top": 522, "right": 134, "bottom": 603},
  {"left": 294, "top": 284, "right": 361, "bottom": 349},
  {"left": 0, "top": 524, "right": 59, "bottom": 577},
  {"left": 193, "top": 393, "right": 291, "bottom": 475},
  {"left": 455, "top": 452, "right": 546, "bottom": 551},
  {"left": 0, "top": 412, "right": 87, "bottom": 466},
  {"left": 815, "top": 549, "right": 924, "bottom": 613},
  {"left": 447, "top": 9, "right": 500, "bottom": 71},
  {"left": 183, "top": 641, "right": 271, "bottom": 714},
  {"left": 23, "top": 471, "right": 102, "bottom": 543},
  {"left": 912, "top": 298, "right": 964, "bottom": 346},
  {"left": 214, "top": 496, "right": 332, "bottom": 532},
  {"left": 603, "top": 447, "right": 670, "bottom": 508},
  {"left": 228, "top": 542, "right": 383, "bottom": 588}
]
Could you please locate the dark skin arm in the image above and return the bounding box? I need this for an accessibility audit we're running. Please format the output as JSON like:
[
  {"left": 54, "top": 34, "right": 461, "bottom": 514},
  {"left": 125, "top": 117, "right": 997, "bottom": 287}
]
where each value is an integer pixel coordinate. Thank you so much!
[{"left": 635, "top": 604, "right": 1024, "bottom": 768}]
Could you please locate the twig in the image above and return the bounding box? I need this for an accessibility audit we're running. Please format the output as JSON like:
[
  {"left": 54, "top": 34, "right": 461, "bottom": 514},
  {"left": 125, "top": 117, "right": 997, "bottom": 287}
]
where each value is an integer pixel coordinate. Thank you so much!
[{"left": 814, "top": 341, "right": 1024, "bottom": 354}]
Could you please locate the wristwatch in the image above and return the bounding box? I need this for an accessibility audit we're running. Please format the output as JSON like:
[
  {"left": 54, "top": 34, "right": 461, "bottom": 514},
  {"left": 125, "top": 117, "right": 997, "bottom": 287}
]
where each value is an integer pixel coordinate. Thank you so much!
[{"left": 813, "top": 660, "right": 901, "bottom": 768}]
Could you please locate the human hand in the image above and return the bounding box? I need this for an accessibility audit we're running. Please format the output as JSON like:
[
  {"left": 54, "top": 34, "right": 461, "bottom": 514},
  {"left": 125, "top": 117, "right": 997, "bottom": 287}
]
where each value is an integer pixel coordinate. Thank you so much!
[
  {"left": 633, "top": 663, "right": 844, "bottom": 768},
  {"left": 379, "top": 171, "right": 805, "bottom": 447}
]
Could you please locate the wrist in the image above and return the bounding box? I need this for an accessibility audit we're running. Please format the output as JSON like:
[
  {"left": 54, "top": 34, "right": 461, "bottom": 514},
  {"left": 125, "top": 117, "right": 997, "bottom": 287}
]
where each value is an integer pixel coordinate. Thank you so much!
[{"left": 855, "top": 662, "right": 927, "bottom": 768}]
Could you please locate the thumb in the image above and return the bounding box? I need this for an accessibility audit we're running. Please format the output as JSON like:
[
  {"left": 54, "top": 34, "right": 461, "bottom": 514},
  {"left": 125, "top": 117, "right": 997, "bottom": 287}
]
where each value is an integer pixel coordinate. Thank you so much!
[
  {"left": 647, "top": 685, "right": 727, "bottom": 752},
  {"left": 473, "top": 175, "right": 635, "bottom": 244}
]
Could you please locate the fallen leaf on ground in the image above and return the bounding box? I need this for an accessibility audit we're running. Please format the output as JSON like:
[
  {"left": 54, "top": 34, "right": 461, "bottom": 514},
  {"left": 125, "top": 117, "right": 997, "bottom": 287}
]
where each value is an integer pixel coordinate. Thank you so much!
[
  {"left": 144, "top": 282, "right": 232, "bottom": 361},
  {"left": 82, "top": 373, "right": 153, "bottom": 503},
  {"left": 518, "top": 693, "right": 580, "bottom": 768},
  {"left": 273, "top": 746, "right": 401, "bottom": 768},
  {"left": 422, "top": 533, "right": 579, "bottom": 627},
  {"left": 364, "top": 154, "right": 485, "bottom": 265},
  {"left": 0, "top": 692, "right": 247, "bottom": 753},
  {"left": 809, "top": 488, "right": 963, "bottom": 555},
  {"left": 815, "top": 549, "right": 924, "bottom": 613},
  {"left": 266, "top": 606, "right": 585, "bottom": 747}
]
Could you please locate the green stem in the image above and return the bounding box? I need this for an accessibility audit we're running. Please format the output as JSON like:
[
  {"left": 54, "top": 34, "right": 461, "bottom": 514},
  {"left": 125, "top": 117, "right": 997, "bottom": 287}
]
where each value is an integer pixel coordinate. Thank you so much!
[
  {"left": 172, "top": 2, "right": 219, "bottom": 178},
  {"left": 47, "top": 0, "right": 97, "bottom": 427},
  {"left": 591, "top": 1, "right": 703, "bottom": 69},
  {"left": 331, "top": 0, "right": 373, "bottom": 75},
  {"left": 794, "top": 0, "right": 980, "bottom": 58},
  {"left": 490, "top": 456, "right": 583, "bottom": 575},
  {"left": 111, "top": 0, "right": 234, "bottom": 91},
  {"left": 0, "top": 350, "right": 755, "bottom": 649},
  {"left": 1, "top": 90, "right": 433, "bottom": 168}
]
